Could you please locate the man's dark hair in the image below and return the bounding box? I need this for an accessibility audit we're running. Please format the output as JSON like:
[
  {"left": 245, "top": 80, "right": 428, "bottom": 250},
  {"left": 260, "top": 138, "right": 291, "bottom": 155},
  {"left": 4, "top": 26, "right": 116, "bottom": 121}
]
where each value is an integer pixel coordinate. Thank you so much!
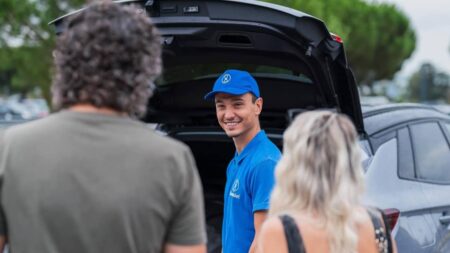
[
  {"left": 251, "top": 94, "right": 258, "bottom": 103},
  {"left": 52, "top": 1, "right": 161, "bottom": 117}
]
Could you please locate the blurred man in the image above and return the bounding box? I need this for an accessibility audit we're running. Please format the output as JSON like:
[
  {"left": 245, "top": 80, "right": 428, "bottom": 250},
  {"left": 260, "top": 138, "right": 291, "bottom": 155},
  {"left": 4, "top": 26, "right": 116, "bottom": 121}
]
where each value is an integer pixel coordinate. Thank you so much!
[
  {"left": 204, "top": 70, "right": 281, "bottom": 253},
  {"left": 0, "top": 2, "right": 206, "bottom": 253}
]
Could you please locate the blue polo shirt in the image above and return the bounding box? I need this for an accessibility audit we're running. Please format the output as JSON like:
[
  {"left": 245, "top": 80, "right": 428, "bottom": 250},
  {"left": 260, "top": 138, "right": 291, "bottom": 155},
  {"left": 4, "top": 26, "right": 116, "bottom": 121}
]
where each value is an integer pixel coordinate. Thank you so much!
[{"left": 222, "top": 130, "right": 281, "bottom": 253}]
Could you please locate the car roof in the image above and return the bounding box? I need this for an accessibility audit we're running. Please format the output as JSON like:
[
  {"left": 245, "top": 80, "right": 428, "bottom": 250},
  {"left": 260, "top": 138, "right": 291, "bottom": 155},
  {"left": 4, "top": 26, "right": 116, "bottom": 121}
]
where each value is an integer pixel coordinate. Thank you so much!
[
  {"left": 362, "top": 103, "right": 450, "bottom": 136},
  {"left": 433, "top": 104, "right": 450, "bottom": 115}
]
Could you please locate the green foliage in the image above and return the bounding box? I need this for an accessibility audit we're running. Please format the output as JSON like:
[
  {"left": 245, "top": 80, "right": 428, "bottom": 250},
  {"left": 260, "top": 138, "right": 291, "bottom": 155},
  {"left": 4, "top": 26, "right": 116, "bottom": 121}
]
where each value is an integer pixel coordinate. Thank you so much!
[
  {"left": 0, "top": 0, "right": 417, "bottom": 101},
  {"left": 264, "top": 0, "right": 416, "bottom": 87},
  {"left": 404, "top": 63, "right": 450, "bottom": 103},
  {"left": 0, "top": 0, "right": 85, "bottom": 100}
]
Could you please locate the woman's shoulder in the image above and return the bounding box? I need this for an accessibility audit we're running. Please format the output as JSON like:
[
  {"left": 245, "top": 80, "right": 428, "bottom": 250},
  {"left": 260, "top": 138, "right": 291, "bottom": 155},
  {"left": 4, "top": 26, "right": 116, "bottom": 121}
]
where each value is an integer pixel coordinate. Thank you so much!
[
  {"left": 259, "top": 216, "right": 289, "bottom": 253},
  {"left": 355, "top": 206, "right": 384, "bottom": 253},
  {"left": 261, "top": 216, "right": 285, "bottom": 235},
  {"left": 353, "top": 206, "right": 376, "bottom": 235},
  {"left": 262, "top": 214, "right": 304, "bottom": 234}
]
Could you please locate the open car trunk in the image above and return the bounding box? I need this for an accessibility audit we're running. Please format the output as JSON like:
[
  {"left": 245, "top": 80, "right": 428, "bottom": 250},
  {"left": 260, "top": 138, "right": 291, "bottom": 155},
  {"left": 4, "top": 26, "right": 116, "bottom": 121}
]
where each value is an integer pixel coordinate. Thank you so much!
[
  {"left": 51, "top": 0, "right": 364, "bottom": 133},
  {"left": 51, "top": 0, "right": 364, "bottom": 252}
]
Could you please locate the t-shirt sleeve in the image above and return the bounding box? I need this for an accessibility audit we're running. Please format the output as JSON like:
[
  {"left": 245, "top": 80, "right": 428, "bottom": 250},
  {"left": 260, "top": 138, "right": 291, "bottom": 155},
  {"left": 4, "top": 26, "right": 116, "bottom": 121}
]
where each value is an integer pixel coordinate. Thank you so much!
[
  {"left": 0, "top": 130, "right": 7, "bottom": 236},
  {"left": 250, "top": 159, "right": 277, "bottom": 213},
  {"left": 165, "top": 147, "right": 207, "bottom": 245}
]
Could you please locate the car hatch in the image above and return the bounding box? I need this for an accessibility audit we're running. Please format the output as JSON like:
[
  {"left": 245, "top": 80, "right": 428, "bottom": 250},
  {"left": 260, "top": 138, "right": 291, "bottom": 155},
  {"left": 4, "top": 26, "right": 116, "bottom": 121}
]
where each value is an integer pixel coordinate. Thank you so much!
[{"left": 50, "top": 0, "right": 364, "bottom": 133}]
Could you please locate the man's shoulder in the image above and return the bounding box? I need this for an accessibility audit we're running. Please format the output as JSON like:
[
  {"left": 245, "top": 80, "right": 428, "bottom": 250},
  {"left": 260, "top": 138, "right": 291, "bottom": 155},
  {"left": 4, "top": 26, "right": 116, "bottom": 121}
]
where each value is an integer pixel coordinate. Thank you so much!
[
  {"left": 2, "top": 116, "right": 54, "bottom": 140},
  {"left": 3, "top": 114, "right": 188, "bottom": 153},
  {"left": 142, "top": 131, "right": 190, "bottom": 155},
  {"left": 128, "top": 126, "right": 193, "bottom": 164},
  {"left": 250, "top": 138, "right": 281, "bottom": 163}
]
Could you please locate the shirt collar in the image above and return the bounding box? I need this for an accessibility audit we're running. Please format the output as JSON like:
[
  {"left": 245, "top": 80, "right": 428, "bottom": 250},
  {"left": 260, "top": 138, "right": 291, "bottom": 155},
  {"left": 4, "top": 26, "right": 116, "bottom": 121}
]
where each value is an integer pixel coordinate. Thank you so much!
[{"left": 234, "top": 130, "right": 267, "bottom": 164}]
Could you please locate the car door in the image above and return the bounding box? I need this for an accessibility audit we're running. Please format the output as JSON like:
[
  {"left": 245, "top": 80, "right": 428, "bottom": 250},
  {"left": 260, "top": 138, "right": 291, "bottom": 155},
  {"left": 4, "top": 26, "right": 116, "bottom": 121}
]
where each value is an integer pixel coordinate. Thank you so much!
[
  {"left": 409, "top": 121, "right": 450, "bottom": 253},
  {"left": 364, "top": 128, "right": 435, "bottom": 253}
]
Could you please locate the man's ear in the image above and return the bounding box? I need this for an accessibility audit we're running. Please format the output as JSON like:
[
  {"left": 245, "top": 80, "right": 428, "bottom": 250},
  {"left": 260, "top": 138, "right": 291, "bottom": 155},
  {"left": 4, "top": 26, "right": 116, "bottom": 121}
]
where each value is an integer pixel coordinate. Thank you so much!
[{"left": 255, "top": 97, "right": 263, "bottom": 115}]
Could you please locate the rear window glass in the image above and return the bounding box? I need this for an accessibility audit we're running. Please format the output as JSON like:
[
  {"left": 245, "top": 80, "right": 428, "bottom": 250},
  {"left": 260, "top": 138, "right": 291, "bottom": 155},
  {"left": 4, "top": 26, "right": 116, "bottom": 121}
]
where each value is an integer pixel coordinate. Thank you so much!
[
  {"left": 411, "top": 122, "right": 450, "bottom": 182},
  {"left": 156, "top": 63, "right": 313, "bottom": 86},
  {"left": 358, "top": 139, "right": 371, "bottom": 171}
]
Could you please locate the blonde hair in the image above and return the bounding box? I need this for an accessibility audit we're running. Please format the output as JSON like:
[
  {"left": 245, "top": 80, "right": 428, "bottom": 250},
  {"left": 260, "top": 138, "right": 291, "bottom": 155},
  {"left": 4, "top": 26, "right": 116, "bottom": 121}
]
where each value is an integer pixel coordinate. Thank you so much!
[{"left": 269, "top": 111, "right": 365, "bottom": 253}]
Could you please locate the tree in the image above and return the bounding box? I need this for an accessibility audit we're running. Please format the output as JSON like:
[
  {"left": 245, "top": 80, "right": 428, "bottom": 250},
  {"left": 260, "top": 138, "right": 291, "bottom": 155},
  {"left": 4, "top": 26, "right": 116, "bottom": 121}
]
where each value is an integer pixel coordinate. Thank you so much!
[
  {"left": 404, "top": 63, "right": 450, "bottom": 103},
  {"left": 0, "top": 0, "right": 85, "bottom": 100},
  {"left": 1, "top": 0, "right": 417, "bottom": 101},
  {"left": 353, "top": 3, "right": 416, "bottom": 90},
  {"left": 264, "top": 0, "right": 416, "bottom": 92}
]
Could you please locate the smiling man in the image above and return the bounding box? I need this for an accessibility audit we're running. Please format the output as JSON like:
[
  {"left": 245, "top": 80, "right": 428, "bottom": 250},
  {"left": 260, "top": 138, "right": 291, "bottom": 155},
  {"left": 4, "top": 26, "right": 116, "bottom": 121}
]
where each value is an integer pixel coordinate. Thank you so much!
[{"left": 204, "top": 69, "right": 281, "bottom": 253}]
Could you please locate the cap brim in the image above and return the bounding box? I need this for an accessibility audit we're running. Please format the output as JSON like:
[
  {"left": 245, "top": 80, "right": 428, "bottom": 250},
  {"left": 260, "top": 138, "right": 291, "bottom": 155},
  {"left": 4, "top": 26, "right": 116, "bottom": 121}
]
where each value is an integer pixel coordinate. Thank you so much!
[{"left": 203, "top": 87, "right": 249, "bottom": 101}]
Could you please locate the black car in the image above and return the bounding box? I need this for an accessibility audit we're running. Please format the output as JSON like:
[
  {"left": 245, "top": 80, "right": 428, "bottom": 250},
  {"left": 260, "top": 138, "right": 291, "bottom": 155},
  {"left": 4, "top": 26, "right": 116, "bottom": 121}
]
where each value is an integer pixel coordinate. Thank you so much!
[{"left": 51, "top": 1, "right": 450, "bottom": 252}]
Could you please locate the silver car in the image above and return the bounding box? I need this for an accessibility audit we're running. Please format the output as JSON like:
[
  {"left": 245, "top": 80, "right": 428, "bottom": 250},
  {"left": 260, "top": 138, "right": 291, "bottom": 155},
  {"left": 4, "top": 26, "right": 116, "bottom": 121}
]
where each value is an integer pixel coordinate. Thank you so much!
[{"left": 362, "top": 104, "right": 450, "bottom": 253}]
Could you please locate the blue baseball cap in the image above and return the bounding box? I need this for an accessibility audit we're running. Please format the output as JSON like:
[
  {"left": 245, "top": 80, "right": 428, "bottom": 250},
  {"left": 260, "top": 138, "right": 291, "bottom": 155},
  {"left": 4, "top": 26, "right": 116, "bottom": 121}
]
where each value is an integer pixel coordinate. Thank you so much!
[{"left": 204, "top": 69, "right": 260, "bottom": 101}]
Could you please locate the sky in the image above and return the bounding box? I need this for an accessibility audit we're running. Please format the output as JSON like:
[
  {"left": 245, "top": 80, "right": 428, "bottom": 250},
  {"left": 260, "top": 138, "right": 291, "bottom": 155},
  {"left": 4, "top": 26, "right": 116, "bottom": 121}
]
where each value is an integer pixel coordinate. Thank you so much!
[{"left": 378, "top": 0, "right": 450, "bottom": 78}]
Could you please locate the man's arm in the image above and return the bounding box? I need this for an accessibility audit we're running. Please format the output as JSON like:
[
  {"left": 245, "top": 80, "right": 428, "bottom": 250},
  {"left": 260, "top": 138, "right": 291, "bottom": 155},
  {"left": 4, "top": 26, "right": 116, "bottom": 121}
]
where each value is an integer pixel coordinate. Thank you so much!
[
  {"left": 248, "top": 158, "right": 278, "bottom": 253},
  {"left": 164, "top": 148, "right": 207, "bottom": 252},
  {"left": 164, "top": 243, "right": 206, "bottom": 253},
  {"left": 248, "top": 210, "right": 268, "bottom": 253}
]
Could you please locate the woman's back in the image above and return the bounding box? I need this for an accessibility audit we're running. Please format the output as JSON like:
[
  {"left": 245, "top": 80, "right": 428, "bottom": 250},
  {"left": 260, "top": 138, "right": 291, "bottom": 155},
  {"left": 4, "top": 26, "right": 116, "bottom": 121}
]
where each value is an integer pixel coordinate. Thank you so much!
[
  {"left": 258, "top": 207, "right": 382, "bottom": 253},
  {"left": 261, "top": 111, "right": 397, "bottom": 253}
]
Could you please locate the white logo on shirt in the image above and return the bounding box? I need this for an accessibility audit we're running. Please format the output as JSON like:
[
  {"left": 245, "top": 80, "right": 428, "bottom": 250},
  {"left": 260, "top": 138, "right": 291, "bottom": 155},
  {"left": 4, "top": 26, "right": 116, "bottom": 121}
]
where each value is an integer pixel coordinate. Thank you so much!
[{"left": 230, "top": 179, "right": 240, "bottom": 199}]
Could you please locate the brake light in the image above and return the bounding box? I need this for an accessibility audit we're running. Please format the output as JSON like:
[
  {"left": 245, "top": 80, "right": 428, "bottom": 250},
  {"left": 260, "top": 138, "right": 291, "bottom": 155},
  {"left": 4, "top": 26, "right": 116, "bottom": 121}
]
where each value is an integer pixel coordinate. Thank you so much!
[
  {"left": 330, "top": 33, "right": 343, "bottom": 43},
  {"left": 383, "top": 208, "right": 400, "bottom": 230}
]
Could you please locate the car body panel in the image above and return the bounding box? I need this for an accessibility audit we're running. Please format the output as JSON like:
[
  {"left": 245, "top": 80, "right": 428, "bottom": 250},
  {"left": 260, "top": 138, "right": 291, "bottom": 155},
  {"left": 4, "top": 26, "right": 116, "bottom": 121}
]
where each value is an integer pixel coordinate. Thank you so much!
[
  {"left": 363, "top": 138, "right": 435, "bottom": 251},
  {"left": 420, "top": 121, "right": 450, "bottom": 252}
]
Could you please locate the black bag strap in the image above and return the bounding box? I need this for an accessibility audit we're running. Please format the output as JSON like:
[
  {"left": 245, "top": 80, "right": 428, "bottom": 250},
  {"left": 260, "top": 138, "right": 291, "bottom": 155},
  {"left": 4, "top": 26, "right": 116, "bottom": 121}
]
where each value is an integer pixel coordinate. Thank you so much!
[
  {"left": 367, "top": 207, "right": 393, "bottom": 253},
  {"left": 279, "top": 215, "right": 306, "bottom": 253},
  {"left": 380, "top": 210, "right": 393, "bottom": 253}
]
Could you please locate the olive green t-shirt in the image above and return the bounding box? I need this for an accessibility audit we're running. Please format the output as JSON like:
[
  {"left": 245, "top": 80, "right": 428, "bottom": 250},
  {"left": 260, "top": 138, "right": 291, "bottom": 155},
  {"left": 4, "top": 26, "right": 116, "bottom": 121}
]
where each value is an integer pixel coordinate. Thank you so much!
[{"left": 0, "top": 110, "right": 206, "bottom": 253}]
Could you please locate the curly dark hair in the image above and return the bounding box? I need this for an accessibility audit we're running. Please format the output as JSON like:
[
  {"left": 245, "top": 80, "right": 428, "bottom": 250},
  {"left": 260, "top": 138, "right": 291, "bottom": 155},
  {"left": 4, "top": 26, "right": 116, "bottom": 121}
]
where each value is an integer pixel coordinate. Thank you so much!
[{"left": 52, "top": 1, "right": 161, "bottom": 117}]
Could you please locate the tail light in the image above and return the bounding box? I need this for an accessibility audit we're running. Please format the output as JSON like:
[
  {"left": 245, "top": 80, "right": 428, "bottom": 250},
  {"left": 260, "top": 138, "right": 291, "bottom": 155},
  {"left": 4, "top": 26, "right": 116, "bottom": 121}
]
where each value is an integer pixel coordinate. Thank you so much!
[
  {"left": 330, "top": 33, "right": 343, "bottom": 43},
  {"left": 383, "top": 208, "right": 400, "bottom": 230}
]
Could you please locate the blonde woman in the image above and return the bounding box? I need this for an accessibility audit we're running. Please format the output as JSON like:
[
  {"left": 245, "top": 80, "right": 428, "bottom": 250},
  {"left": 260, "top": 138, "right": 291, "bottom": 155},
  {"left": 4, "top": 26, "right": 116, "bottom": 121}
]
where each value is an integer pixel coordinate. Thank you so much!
[{"left": 258, "top": 111, "right": 397, "bottom": 253}]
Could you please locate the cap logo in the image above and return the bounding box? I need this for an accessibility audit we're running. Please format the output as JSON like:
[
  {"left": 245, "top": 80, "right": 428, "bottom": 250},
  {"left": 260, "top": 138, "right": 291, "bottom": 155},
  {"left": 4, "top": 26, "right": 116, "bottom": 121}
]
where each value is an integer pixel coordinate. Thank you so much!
[{"left": 222, "top": 74, "right": 231, "bottom": 84}]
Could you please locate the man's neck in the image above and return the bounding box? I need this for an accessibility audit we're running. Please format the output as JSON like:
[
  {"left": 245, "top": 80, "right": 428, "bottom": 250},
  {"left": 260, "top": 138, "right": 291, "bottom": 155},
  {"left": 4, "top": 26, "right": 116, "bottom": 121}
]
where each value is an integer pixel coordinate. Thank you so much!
[
  {"left": 68, "top": 104, "right": 126, "bottom": 116},
  {"left": 234, "top": 125, "right": 261, "bottom": 154}
]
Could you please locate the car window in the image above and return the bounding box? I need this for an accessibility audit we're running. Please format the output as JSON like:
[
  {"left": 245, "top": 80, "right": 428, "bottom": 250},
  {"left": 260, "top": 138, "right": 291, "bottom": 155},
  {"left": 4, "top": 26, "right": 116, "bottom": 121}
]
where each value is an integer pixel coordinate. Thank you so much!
[
  {"left": 397, "top": 127, "right": 415, "bottom": 179},
  {"left": 156, "top": 63, "right": 313, "bottom": 86},
  {"left": 410, "top": 122, "right": 450, "bottom": 183},
  {"left": 358, "top": 139, "right": 371, "bottom": 171}
]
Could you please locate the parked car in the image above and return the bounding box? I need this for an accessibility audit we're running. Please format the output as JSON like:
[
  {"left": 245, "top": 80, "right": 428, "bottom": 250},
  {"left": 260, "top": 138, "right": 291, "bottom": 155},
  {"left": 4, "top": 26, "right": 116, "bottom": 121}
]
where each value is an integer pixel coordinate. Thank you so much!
[
  {"left": 361, "top": 103, "right": 450, "bottom": 253},
  {"left": 434, "top": 104, "right": 450, "bottom": 116},
  {"left": 0, "top": 104, "right": 24, "bottom": 121},
  {"left": 51, "top": 1, "right": 450, "bottom": 252}
]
